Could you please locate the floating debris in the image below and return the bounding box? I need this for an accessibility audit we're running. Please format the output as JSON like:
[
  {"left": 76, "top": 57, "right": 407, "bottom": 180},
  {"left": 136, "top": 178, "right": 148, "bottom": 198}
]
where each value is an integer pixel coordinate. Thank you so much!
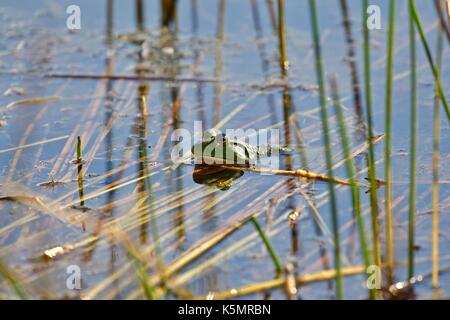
[
  {"left": 389, "top": 275, "right": 424, "bottom": 297},
  {"left": 287, "top": 210, "right": 300, "bottom": 223},
  {"left": 43, "top": 246, "right": 64, "bottom": 259},
  {"left": 250, "top": 80, "right": 319, "bottom": 91},
  {"left": 37, "top": 177, "right": 66, "bottom": 188},
  {"left": 5, "top": 96, "right": 61, "bottom": 109},
  {"left": 43, "top": 244, "right": 74, "bottom": 260},
  {"left": 15, "top": 40, "right": 27, "bottom": 52},
  {"left": 3, "top": 86, "right": 25, "bottom": 96}
]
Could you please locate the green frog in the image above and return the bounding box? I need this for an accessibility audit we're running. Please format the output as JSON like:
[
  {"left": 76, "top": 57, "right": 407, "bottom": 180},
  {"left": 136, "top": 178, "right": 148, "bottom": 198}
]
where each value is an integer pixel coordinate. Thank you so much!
[{"left": 191, "top": 129, "right": 292, "bottom": 166}]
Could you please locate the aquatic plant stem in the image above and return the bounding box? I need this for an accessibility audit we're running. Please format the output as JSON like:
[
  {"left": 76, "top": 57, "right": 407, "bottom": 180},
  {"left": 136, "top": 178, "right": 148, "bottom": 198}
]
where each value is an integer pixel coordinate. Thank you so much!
[
  {"left": 136, "top": 0, "right": 145, "bottom": 31},
  {"left": 309, "top": 0, "right": 343, "bottom": 299},
  {"left": 0, "top": 261, "right": 27, "bottom": 299},
  {"left": 267, "top": 0, "right": 278, "bottom": 34},
  {"left": 362, "top": 0, "right": 382, "bottom": 273},
  {"left": 432, "top": 22, "right": 444, "bottom": 289},
  {"left": 77, "top": 165, "right": 85, "bottom": 207},
  {"left": 134, "top": 261, "right": 156, "bottom": 300},
  {"left": 277, "top": 0, "right": 288, "bottom": 78},
  {"left": 339, "top": 0, "right": 364, "bottom": 122},
  {"left": 161, "top": 0, "right": 177, "bottom": 29},
  {"left": 432, "top": 91, "right": 440, "bottom": 289},
  {"left": 434, "top": 0, "right": 450, "bottom": 44},
  {"left": 409, "top": 0, "right": 450, "bottom": 124},
  {"left": 408, "top": 1, "right": 417, "bottom": 281},
  {"left": 111, "top": 227, "right": 156, "bottom": 299},
  {"left": 330, "top": 75, "right": 372, "bottom": 298},
  {"left": 76, "top": 136, "right": 82, "bottom": 163},
  {"left": 384, "top": 0, "right": 396, "bottom": 282},
  {"left": 215, "top": 165, "right": 358, "bottom": 186},
  {"left": 194, "top": 265, "right": 367, "bottom": 300},
  {"left": 76, "top": 136, "right": 85, "bottom": 206},
  {"left": 250, "top": 217, "right": 283, "bottom": 273},
  {"left": 107, "top": 0, "right": 113, "bottom": 42}
]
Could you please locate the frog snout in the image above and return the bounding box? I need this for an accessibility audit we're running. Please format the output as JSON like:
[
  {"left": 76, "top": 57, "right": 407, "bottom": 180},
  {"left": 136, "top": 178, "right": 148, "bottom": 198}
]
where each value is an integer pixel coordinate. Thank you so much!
[{"left": 213, "top": 133, "right": 227, "bottom": 143}]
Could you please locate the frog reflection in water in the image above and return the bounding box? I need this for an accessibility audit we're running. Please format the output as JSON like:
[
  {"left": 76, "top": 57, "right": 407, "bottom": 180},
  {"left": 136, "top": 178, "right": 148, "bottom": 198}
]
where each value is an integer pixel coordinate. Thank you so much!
[
  {"left": 193, "top": 165, "right": 244, "bottom": 190},
  {"left": 191, "top": 129, "right": 291, "bottom": 190}
]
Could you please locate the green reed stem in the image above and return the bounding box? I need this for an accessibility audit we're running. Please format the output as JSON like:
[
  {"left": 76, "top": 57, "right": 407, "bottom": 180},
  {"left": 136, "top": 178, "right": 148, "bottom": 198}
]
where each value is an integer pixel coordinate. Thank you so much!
[
  {"left": 250, "top": 217, "right": 283, "bottom": 273},
  {"left": 407, "top": 1, "right": 417, "bottom": 281},
  {"left": 134, "top": 261, "right": 156, "bottom": 300},
  {"left": 76, "top": 136, "right": 82, "bottom": 163},
  {"left": 309, "top": 0, "right": 343, "bottom": 299},
  {"left": 125, "top": 241, "right": 156, "bottom": 300},
  {"left": 384, "top": 0, "right": 396, "bottom": 281},
  {"left": 409, "top": 0, "right": 450, "bottom": 124},
  {"left": 362, "top": 0, "right": 381, "bottom": 271},
  {"left": 330, "top": 75, "right": 372, "bottom": 298},
  {"left": 432, "top": 22, "right": 444, "bottom": 289},
  {"left": 0, "top": 261, "right": 27, "bottom": 299}
]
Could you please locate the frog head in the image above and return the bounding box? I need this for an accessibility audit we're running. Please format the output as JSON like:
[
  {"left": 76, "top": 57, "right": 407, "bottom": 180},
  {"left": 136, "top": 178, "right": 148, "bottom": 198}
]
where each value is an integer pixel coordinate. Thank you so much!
[
  {"left": 192, "top": 129, "right": 252, "bottom": 166},
  {"left": 202, "top": 128, "right": 225, "bottom": 143}
]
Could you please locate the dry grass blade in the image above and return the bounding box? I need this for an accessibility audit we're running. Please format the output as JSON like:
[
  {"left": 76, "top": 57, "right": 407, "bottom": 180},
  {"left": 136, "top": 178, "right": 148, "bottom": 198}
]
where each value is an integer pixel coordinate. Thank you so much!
[
  {"left": 432, "top": 21, "right": 444, "bottom": 289},
  {"left": 45, "top": 73, "right": 216, "bottom": 83},
  {"left": 193, "top": 265, "right": 366, "bottom": 300},
  {"left": 0, "top": 135, "right": 69, "bottom": 154},
  {"left": 331, "top": 134, "right": 384, "bottom": 170},
  {"left": 434, "top": 0, "right": 450, "bottom": 43},
  {"left": 170, "top": 217, "right": 287, "bottom": 290},
  {"left": 0, "top": 186, "right": 90, "bottom": 229},
  {"left": 447, "top": 0, "right": 450, "bottom": 24},
  {"left": 4, "top": 96, "right": 60, "bottom": 109},
  {"left": 163, "top": 213, "right": 258, "bottom": 278},
  {"left": 215, "top": 165, "right": 357, "bottom": 186}
]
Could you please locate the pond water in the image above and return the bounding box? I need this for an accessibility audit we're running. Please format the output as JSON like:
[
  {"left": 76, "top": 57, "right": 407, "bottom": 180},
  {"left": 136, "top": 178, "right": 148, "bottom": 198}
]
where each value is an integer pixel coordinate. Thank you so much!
[{"left": 0, "top": 0, "right": 449, "bottom": 299}]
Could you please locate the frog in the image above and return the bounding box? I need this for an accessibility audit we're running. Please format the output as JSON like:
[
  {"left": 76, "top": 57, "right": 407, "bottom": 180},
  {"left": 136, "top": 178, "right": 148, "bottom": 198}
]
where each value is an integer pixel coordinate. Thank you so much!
[{"left": 191, "top": 129, "right": 292, "bottom": 166}]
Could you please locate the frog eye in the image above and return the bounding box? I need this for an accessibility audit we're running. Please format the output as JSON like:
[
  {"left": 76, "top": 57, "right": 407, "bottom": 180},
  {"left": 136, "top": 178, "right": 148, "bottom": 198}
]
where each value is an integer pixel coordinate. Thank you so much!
[{"left": 204, "top": 129, "right": 221, "bottom": 141}]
